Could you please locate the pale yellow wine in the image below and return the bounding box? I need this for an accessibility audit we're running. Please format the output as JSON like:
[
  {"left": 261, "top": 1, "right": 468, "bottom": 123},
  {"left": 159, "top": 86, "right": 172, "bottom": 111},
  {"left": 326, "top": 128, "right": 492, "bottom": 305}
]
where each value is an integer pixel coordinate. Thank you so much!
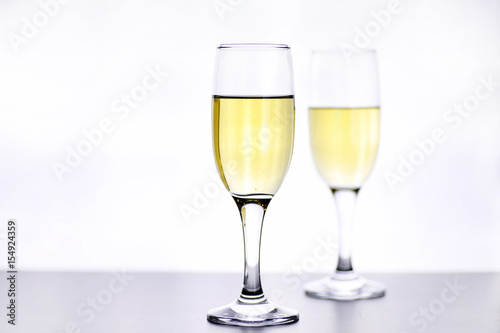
[
  {"left": 309, "top": 107, "right": 380, "bottom": 189},
  {"left": 213, "top": 96, "right": 295, "bottom": 196}
]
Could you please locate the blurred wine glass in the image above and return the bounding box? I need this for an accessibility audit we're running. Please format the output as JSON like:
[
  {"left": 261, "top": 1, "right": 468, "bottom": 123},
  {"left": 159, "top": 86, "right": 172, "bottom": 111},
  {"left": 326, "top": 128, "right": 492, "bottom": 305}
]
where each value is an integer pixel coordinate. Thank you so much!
[{"left": 304, "top": 49, "right": 385, "bottom": 300}]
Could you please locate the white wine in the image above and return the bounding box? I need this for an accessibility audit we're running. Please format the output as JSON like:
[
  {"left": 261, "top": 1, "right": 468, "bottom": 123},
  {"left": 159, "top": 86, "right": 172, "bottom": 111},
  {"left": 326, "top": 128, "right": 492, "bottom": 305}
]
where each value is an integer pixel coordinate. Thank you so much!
[
  {"left": 309, "top": 107, "right": 380, "bottom": 189},
  {"left": 213, "top": 96, "right": 295, "bottom": 196}
]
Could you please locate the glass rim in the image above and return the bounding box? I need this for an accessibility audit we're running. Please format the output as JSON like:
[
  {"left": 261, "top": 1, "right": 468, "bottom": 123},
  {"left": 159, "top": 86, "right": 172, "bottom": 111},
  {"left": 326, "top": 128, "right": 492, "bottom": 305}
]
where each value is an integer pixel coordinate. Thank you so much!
[{"left": 218, "top": 43, "right": 290, "bottom": 49}]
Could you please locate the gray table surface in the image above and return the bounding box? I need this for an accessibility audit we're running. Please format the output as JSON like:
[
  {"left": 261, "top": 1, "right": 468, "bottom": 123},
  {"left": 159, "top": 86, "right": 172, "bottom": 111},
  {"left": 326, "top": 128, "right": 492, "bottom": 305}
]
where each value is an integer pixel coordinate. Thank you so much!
[{"left": 1, "top": 272, "right": 499, "bottom": 332}]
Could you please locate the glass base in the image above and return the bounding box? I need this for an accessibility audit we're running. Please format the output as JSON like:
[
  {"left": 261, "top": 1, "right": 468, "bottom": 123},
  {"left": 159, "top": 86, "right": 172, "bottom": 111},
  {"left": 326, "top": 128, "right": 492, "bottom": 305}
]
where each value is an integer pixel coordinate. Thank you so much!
[
  {"left": 304, "top": 271, "right": 385, "bottom": 301},
  {"left": 207, "top": 297, "right": 299, "bottom": 327}
]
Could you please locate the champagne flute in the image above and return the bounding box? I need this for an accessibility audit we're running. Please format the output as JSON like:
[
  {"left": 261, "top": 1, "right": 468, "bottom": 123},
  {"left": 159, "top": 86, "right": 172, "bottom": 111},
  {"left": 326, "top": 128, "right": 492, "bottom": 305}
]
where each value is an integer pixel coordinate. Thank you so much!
[
  {"left": 207, "top": 43, "right": 299, "bottom": 326},
  {"left": 304, "top": 49, "right": 385, "bottom": 300}
]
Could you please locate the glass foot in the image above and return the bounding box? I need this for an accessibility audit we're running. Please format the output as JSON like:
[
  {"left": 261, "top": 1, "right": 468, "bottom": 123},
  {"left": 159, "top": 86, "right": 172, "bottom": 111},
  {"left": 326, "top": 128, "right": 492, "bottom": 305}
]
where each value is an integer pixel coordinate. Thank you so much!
[
  {"left": 207, "top": 298, "right": 299, "bottom": 327},
  {"left": 304, "top": 271, "right": 385, "bottom": 301}
]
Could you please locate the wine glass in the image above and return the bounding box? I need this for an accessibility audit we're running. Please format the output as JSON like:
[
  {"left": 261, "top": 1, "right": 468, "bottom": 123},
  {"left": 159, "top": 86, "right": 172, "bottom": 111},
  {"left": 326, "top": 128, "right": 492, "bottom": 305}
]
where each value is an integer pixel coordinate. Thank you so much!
[
  {"left": 207, "top": 43, "right": 299, "bottom": 326},
  {"left": 304, "top": 49, "right": 385, "bottom": 300}
]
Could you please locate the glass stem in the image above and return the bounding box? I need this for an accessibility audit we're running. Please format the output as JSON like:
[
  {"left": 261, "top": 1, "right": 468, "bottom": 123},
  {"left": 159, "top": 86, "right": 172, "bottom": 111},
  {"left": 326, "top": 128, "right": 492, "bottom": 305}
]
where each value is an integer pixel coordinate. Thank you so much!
[
  {"left": 233, "top": 195, "right": 272, "bottom": 303},
  {"left": 331, "top": 188, "right": 359, "bottom": 273}
]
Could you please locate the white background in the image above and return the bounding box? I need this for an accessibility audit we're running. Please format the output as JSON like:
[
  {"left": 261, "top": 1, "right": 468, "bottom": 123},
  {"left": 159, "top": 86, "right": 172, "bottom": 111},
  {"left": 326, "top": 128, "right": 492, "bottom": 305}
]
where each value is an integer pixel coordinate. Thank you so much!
[{"left": 0, "top": 0, "right": 499, "bottom": 274}]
